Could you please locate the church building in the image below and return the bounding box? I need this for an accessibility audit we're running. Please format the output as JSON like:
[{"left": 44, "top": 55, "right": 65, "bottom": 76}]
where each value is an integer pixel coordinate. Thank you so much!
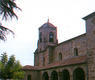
[{"left": 23, "top": 12, "right": 95, "bottom": 80}]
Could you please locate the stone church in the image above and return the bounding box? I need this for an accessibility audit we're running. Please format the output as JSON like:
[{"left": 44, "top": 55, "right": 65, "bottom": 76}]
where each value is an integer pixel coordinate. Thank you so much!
[{"left": 23, "top": 12, "right": 95, "bottom": 80}]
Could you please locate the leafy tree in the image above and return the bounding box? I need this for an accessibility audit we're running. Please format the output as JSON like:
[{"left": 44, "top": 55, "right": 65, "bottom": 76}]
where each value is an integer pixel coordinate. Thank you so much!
[
  {"left": 0, "top": 0, "right": 21, "bottom": 20},
  {"left": 0, "top": 24, "right": 14, "bottom": 41},
  {"left": 0, "top": 52, "right": 8, "bottom": 79},
  {"left": 0, "top": 52, "right": 25, "bottom": 80},
  {"left": 1, "top": 52, "right": 8, "bottom": 64},
  {"left": 0, "top": 0, "right": 21, "bottom": 41}
]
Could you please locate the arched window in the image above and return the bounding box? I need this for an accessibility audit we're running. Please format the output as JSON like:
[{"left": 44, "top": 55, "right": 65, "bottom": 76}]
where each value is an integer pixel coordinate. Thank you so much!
[
  {"left": 74, "top": 48, "right": 78, "bottom": 56},
  {"left": 49, "top": 32, "right": 54, "bottom": 42},
  {"left": 73, "top": 68, "right": 85, "bottom": 80},
  {"left": 42, "top": 72, "right": 49, "bottom": 80},
  {"left": 51, "top": 71, "right": 58, "bottom": 80},
  {"left": 27, "top": 75, "right": 31, "bottom": 80},
  {"left": 59, "top": 53, "right": 62, "bottom": 61},
  {"left": 62, "top": 69, "right": 70, "bottom": 80},
  {"left": 39, "top": 32, "right": 42, "bottom": 42}
]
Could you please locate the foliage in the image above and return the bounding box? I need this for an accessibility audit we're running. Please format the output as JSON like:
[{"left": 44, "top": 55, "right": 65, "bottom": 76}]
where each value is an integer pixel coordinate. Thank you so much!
[
  {"left": 0, "top": 24, "right": 14, "bottom": 41},
  {"left": 0, "top": 0, "right": 21, "bottom": 20},
  {"left": 0, "top": 52, "right": 25, "bottom": 80},
  {"left": 0, "top": 0, "right": 21, "bottom": 41}
]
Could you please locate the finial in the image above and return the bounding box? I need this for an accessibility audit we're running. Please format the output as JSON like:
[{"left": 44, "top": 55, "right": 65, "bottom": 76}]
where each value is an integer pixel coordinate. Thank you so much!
[{"left": 47, "top": 17, "right": 49, "bottom": 23}]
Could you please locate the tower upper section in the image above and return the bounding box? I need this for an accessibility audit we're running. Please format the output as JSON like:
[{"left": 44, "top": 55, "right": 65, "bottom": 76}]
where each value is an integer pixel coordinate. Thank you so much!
[
  {"left": 38, "top": 20, "right": 58, "bottom": 52},
  {"left": 83, "top": 12, "right": 95, "bottom": 49}
]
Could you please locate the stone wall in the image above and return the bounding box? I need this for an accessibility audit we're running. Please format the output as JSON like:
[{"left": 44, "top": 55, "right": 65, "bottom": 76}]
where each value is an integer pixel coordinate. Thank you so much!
[
  {"left": 54, "top": 34, "right": 87, "bottom": 62},
  {"left": 85, "top": 14, "right": 95, "bottom": 80},
  {"left": 23, "top": 70, "right": 41, "bottom": 80},
  {"left": 40, "top": 64, "right": 87, "bottom": 80}
]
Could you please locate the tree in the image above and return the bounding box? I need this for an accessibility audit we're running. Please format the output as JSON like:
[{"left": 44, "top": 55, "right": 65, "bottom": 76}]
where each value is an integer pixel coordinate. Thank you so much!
[
  {"left": 0, "top": 0, "right": 21, "bottom": 20},
  {"left": 0, "top": 52, "right": 25, "bottom": 80},
  {"left": 0, "top": 24, "right": 14, "bottom": 41},
  {"left": 0, "top": 52, "right": 8, "bottom": 79},
  {"left": 0, "top": 0, "right": 21, "bottom": 41}
]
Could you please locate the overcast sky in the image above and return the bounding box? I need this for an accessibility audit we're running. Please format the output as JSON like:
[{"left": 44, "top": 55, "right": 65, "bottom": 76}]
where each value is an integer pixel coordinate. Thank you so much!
[{"left": 0, "top": 0, "right": 95, "bottom": 66}]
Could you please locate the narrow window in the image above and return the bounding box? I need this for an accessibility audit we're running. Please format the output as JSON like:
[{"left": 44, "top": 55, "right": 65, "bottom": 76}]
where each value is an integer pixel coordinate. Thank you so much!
[
  {"left": 74, "top": 48, "right": 78, "bottom": 56},
  {"left": 44, "top": 37, "right": 46, "bottom": 42},
  {"left": 49, "top": 47, "right": 54, "bottom": 63},
  {"left": 49, "top": 32, "right": 54, "bottom": 42},
  {"left": 43, "top": 57, "right": 45, "bottom": 66},
  {"left": 59, "top": 53, "right": 62, "bottom": 61},
  {"left": 39, "top": 32, "right": 42, "bottom": 42},
  {"left": 37, "top": 55, "right": 39, "bottom": 66},
  {"left": 27, "top": 75, "right": 31, "bottom": 80}
]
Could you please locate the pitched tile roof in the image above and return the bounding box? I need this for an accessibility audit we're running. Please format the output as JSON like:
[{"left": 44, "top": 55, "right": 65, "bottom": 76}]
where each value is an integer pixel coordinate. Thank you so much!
[
  {"left": 22, "top": 55, "right": 87, "bottom": 70},
  {"left": 39, "top": 55, "right": 87, "bottom": 70},
  {"left": 22, "top": 65, "right": 38, "bottom": 70},
  {"left": 39, "top": 22, "right": 56, "bottom": 29}
]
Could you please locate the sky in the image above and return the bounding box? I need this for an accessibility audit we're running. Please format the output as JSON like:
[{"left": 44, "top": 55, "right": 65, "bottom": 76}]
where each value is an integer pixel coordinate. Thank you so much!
[{"left": 0, "top": 0, "right": 95, "bottom": 66}]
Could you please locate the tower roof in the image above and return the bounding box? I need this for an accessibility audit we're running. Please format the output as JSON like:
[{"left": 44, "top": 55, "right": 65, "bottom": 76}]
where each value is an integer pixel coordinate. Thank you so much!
[{"left": 39, "top": 20, "right": 56, "bottom": 29}]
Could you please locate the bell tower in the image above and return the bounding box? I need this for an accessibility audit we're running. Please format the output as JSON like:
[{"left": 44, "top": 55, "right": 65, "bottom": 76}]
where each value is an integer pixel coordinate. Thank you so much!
[{"left": 38, "top": 20, "right": 58, "bottom": 52}]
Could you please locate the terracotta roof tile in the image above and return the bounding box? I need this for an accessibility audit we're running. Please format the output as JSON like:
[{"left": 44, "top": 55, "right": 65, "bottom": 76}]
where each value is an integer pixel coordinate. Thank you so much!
[
  {"left": 48, "top": 22, "right": 56, "bottom": 28},
  {"left": 39, "top": 55, "right": 87, "bottom": 69},
  {"left": 22, "top": 55, "right": 87, "bottom": 70},
  {"left": 22, "top": 65, "right": 38, "bottom": 70},
  {"left": 39, "top": 22, "right": 56, "bottom": 29}
]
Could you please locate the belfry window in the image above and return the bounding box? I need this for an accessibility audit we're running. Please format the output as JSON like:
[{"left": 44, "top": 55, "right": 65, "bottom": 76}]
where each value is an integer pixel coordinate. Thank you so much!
[
  {"left": 49, "top": 32, "right": 54, "bottom": 42},
  {"left": 59, "top": 53, "right": 62, "bottom": 61},
  {"left": 39, "top": 32, "right": 42, "bottom": 42},
  {"left": 74, "top": 48, "right": 78, "bottom": 56}
]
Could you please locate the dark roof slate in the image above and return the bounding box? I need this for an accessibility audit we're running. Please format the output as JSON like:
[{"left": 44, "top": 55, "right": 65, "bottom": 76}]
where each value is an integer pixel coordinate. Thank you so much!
[
  {"left": 58, "top": 33, "right": 86, "bottom": 46},
  {"left": 83, "top": 12, "right": 95, "bottom": 20}
]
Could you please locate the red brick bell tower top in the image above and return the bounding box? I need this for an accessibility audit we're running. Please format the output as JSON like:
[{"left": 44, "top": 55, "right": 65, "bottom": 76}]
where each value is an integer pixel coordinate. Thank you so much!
[
  {"left": 38, "top": 20, "right": 58, "bottom": 52},
  {"left": 39, "top": 19, "right": 57, "bottom": 30}
]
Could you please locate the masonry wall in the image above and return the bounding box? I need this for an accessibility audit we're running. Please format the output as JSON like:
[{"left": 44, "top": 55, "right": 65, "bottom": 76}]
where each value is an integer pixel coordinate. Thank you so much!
[
  {"left": 38, "top": 26, "right": 57, "bottom": 52},
  {"left": 35, "top": 33, "right": 87, "bottom": 68},
  {"left": 85, "top": 15, "right": 95, "bottom": 80},
  {"left": 23, "top": 70, "right": 41, "bottom": 80},
  {"left": 53, "top": 34, "right": 87, "bottom": 62},
  {"left": 40, "top": 63, "right": 87, "bottom": 80}
]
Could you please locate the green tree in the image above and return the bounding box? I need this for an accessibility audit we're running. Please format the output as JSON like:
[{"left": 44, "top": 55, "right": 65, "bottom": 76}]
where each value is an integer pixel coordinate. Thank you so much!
[
  {"left": 0, "top": 52, "right": 8, "bottom": 79},
  {"left": 0, "top": 52, "right": 25, "bottom": 80},
  {"left": 1, "top": 52, "right": 8, "bottom": 65}
]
